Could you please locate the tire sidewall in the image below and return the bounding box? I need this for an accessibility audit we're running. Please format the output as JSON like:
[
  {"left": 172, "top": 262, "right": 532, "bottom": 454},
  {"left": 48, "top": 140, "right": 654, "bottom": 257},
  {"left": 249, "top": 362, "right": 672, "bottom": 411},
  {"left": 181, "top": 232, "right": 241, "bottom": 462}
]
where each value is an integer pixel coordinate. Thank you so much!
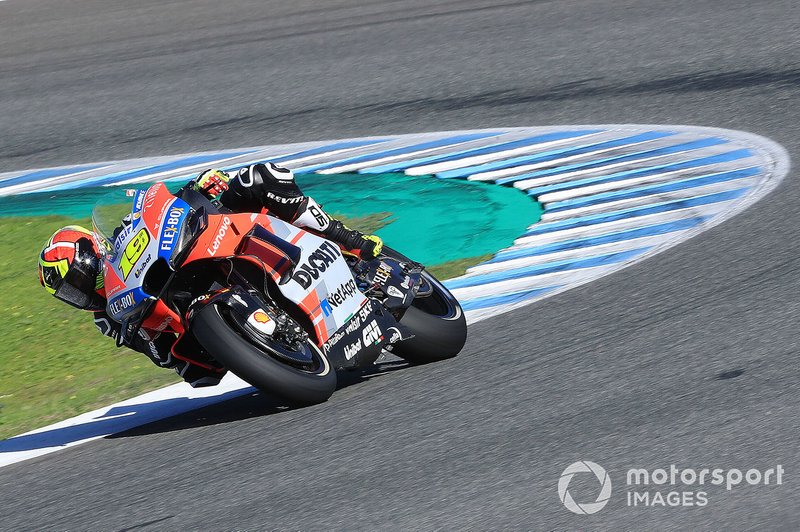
[{"left": 193, "top": 303, "right": 337, "bottom": 404}]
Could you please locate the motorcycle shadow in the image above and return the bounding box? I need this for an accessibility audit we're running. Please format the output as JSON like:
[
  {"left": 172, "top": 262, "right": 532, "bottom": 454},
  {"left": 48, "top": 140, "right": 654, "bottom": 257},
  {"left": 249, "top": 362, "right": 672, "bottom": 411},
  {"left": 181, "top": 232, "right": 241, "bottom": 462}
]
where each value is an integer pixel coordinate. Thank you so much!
[{"left": 108, "top": 358, "right": 411, "bottom": 439}]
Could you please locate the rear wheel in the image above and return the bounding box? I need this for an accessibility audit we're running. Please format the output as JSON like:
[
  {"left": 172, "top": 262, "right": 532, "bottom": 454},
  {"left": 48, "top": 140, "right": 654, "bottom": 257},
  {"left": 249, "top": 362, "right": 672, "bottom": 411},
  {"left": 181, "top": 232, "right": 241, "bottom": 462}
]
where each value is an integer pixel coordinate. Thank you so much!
[
  {"left": 192, "top": 303, "right": 336, "bottom": 405},
  {"left": 391, "top": 269, "right": 467, "bottom": 364}
]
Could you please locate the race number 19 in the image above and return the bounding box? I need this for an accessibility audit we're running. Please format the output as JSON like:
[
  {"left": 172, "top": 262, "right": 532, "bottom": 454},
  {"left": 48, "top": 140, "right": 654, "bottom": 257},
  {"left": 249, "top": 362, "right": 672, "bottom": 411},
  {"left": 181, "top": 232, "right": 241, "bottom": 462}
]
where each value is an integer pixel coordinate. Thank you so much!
[{"left": 120, "top": 229, "right": 150, "bottom": 279}]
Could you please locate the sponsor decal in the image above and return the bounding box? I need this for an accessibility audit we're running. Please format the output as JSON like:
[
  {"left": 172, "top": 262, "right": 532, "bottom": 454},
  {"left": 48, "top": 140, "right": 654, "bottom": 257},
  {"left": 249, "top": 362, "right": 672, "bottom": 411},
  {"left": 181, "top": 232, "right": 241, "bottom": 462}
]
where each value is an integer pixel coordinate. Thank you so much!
[
  {"left": 113, "top": 223, "right": 134, "bottom": 253},
  {"left": 345, "top": 314, "right": 362, "bottom": 334},
  {"left": 357, "top": 302, "right": 373, "bottom": 321},
  {"left": 323, "top": 329, "right": 345, "bottom": 353},
  {"left": 207, "top": 216, "right": 232, "bottom": 256},
  {"left": 119, "top": 228, "right": 150, "bottom": 280},
  {"left": 247, "top": 309, "right": 276, "bottom": 336},
  {"left": 292, "top": 241, "right": 341, "bottom": 289},
  {"left": 323, "top": 279, "right": 358, "bottom": 312},
  {"left": 133, "top": 189, "right": 145, "bottom": 213},
  {"left": 266, "top": 192, "right": 303, "bottom": 205},
  {"left": 401, "top": 275, "right": 412, "bottom": 289},
  {"left": 386, "top": 285, "right": 404, "bottom": 298},
  {"left": 374, "top": 262, "right": 392, "bottom": 285},
  {"left": 104, "top": 279, "right": 123, "bottom": 298},
  {"left": 254, "top": 311, "right": 270, "bottom": 323},
  {"left": 147, "top": 340, "right": 159, "bottom": 359},
  {"left": 308, "top": 205, "right": 328, "bottom": 226},
  {"left": 143, "top": 183, "right": 163, "bottom": 210},
  {"left": 190, "top": 293, "right": 211, "bottom": 306},
  {"left": 344, "top": 338, "right": 362, "bottom": 360},
  {"left": 387, "top": 327, "right": 402, "bottom": 343},
  {"left": 362, "top": 320, "right": 382, "bottom": 346},
  {"left": 109, "top": 292, "right": 136, "bottom": 316},
  {"left": 323, "top": 302, "right": 375, "bottom": 353},
  {"left": 155, "top": 200, "right": 172, "bottom": 227},
  {"left": 133, "top": 253, "right": 152, "bottom": 278},
  {"left": 320, "top": 299, "right": 333, "bottom": 317},
  {"left": 155, "top": 315, "right": 173, "bottom": 332},
  {"left": 345, "top": 303, "right": 375, "bottom": 334},
  {"left": 159, "top": 204, "right": 186, "bottom": 253}
]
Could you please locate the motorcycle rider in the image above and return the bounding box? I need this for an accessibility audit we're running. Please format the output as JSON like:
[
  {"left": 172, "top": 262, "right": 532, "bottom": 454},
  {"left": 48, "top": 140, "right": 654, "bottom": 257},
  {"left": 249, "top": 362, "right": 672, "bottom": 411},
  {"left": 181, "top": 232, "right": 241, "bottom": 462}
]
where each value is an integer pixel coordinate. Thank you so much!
[{"left": 38, "top": 162, "right": 383, "bottom": 387}]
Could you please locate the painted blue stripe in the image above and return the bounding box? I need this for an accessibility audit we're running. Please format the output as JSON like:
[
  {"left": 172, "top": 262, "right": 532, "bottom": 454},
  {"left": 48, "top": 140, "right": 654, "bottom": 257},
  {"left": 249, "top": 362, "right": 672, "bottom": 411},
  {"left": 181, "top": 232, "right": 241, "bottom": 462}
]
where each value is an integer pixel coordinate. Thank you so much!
[
  {"left": 545, "top": 166, "right": 761, "bottom": 213},
  {"left": 499, "top": 137, "right": 727, "bottom": 186},
  {"left": 294, "top": 132, "right": 502, "bottom": 174},
  {"left": 487, "top": 216, "right": 707, "bottom": 265},
  {"left": 41, "top": 151, "right": 257, "bottom": 191},
  {"left": 0, "top": 164, "right": 108, "bottom": 189},
  {"left": 524, "top": 148, "right": 752, "bottom": 197},
  {"left": 523, "top": 188, "right": 749, "bottom": 238},
  {"left": 270, "top": 138, "right": 392, "bottom": 165},
  {"left": 359, "top": 130, "right": 604, "bottom": 174},
  {"left": 460, "top": 285, "right": 561, "bottom": 311},
  {"left": 436, "top": 131, "right": 676, "bottom": 179},
  {"left": 0, "top": 386, "right": 257, "bottom": 454},
  {"left": 444, "top": 247, "right": 650, "bottom": 290}
]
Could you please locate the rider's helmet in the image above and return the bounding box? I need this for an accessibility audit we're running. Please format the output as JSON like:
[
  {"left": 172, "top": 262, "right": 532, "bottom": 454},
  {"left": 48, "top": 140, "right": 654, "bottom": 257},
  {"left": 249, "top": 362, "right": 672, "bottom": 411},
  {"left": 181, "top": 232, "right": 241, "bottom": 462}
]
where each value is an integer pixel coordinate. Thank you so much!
[{"left": 38, "top": 225, "right": 106, "bottom": 311}]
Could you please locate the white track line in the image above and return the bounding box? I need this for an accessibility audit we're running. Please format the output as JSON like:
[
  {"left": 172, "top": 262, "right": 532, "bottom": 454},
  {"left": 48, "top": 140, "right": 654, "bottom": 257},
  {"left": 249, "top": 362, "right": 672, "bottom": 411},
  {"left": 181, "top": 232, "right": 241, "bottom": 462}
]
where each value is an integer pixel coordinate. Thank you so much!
[
  {"left": 465, "top": 232, "right": 691, "bottom": 275},
  {"left": 404, "top": 131, "right": 610, "bottom": 176},
  {"left": 537, "top": 159, "right": 760, "bottom": 204}
]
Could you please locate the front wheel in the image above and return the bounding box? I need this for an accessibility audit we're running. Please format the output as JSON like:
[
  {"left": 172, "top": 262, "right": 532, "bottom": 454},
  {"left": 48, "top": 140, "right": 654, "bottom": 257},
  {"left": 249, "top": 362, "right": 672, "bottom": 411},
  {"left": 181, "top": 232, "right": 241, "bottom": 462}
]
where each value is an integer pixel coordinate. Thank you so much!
[
  {"left": 192, "top": 303, "right": 337, "bottom": 405},
  {"left": 391, "top": 269, "right": 467, "bottom": 364}
]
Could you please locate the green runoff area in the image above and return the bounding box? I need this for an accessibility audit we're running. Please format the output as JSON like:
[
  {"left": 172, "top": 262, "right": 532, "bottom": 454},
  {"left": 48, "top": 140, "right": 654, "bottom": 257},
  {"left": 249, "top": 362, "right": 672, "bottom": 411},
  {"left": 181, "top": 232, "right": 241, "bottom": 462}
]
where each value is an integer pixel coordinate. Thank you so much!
[{"left": 0, "top": 172, "right": 541, "bottom": 439}]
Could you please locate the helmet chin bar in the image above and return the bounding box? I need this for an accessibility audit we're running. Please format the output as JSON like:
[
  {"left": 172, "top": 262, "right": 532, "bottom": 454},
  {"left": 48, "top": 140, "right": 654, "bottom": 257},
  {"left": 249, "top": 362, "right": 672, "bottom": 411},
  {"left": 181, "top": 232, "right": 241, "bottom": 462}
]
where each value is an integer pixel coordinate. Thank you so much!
[{"left": 54, "top": 280, "right": 104, "bottom": 311}]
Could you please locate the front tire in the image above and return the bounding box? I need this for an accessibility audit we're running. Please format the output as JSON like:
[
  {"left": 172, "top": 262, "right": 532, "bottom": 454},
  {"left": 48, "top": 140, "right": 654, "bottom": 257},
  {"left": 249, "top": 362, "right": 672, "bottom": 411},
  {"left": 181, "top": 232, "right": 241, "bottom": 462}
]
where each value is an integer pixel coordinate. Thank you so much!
[{"left": 192, "top": 303, "right": 337, "bottom": 405}]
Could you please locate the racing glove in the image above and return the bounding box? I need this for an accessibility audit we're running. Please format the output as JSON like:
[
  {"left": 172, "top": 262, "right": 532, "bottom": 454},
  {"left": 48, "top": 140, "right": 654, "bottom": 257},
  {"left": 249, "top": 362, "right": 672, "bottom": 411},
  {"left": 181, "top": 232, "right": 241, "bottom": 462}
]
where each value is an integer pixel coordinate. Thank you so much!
[{"left": 193, "top": 169, "right": 231, "bottom": 199}]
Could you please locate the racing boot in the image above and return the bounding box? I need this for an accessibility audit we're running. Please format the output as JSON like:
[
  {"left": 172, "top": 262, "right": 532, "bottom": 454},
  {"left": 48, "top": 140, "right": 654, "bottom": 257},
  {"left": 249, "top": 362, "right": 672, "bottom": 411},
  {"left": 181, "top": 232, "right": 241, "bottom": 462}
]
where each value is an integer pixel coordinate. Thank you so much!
[
  {"left": 174, "top": 360, "right": 223, "bottom": 388},
  {"left": 321, "top": 219, "right": 383, "bottom": 260},
  {"left": 292, "top": 195, "right": 383, "bottom": 260}
]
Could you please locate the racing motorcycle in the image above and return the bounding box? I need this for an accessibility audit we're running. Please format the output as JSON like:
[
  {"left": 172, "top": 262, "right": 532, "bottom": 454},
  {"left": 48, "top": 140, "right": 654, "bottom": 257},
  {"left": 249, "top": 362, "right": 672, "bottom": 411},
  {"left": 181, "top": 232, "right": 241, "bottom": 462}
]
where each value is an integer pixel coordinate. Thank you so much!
[{"left": 92, "top": 182, "right": 467, "bottom": 404}]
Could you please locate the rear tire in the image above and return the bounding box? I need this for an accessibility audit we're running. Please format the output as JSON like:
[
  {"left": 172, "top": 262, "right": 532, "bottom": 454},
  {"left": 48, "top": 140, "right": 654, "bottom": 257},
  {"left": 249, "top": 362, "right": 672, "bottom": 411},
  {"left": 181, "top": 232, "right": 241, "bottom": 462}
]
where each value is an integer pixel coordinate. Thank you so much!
[
  {"left": 391, "top": 270, "right": 467, "bottom": 364},
  {"left": 193, "top": 303, "right": 336, "bottom": 405}
]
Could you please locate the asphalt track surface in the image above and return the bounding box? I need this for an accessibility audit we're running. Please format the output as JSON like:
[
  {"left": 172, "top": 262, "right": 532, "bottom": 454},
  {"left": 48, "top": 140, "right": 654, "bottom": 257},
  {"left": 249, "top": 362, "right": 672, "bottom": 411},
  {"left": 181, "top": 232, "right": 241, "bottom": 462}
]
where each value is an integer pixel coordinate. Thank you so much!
[{"left": 1, "top": 0, "right": 798, "bottom": 529}]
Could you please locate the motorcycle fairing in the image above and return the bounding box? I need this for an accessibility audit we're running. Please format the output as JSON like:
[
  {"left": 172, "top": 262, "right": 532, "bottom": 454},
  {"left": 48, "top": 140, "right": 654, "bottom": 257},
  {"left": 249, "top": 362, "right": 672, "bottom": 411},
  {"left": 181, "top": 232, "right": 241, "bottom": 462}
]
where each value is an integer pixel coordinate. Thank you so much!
[
  {"left": 182, "top": 211, "right": 368, "bottom": 345},
  {"left": 100, "top": 189, "right": 193, "bottom": 321},
  {"left": 156, "top": 197, "right": 191, "bottom": 261},
  {"left": 262, "top": 216, "right": 368, "bottom": 344},
  {"left": 321, "top": 298, "right": 406, "bottom": 369}
]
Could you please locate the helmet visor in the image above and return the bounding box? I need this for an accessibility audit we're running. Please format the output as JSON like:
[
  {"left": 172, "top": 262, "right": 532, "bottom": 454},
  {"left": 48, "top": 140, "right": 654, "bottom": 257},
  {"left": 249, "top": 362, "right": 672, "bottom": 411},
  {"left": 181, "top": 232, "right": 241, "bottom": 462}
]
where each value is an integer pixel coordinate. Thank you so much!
[{"left": 53, "top": 239, "right": 104, "bottom": 311}]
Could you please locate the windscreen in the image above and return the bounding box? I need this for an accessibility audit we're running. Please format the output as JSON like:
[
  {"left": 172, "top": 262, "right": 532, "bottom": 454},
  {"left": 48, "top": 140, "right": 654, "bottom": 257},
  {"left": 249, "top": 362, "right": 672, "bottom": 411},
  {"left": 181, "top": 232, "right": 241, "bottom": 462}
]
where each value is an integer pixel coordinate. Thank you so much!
[{"left": 91, "top": 189, "right": 141, "bottom": 259}]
